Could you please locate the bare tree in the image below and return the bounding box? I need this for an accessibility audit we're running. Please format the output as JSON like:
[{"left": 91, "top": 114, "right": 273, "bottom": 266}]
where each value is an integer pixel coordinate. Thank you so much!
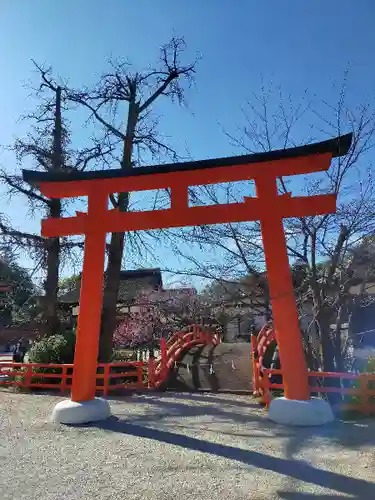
[
  {"left": 282, "top": 81, "right": 375, "bottom": 373},
  {"left": 0, "top": 62, "right": 111, "bottom": 335},
  {"left": 62, "top": 37, "right": 197, "bottom": 361},
  {"left": 169, "top": 78, "right": 375, "bottom": 373},
  {"left": 163, "top": 182, "right": 271, "bottom": 320}
]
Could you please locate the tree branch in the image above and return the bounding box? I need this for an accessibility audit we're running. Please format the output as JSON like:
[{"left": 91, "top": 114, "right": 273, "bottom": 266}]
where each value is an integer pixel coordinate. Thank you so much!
[{"left": 0, "top": 170, "right": 50, "bottom": 206}]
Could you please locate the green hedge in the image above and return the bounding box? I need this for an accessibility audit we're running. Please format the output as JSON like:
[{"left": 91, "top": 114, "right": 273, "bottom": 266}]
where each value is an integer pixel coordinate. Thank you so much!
[
  {"left": 26, "top": 331, "right": 75, "bottom": 386},
  {"left": 28, "top": 331, "right": 76, "bottom": 364}
]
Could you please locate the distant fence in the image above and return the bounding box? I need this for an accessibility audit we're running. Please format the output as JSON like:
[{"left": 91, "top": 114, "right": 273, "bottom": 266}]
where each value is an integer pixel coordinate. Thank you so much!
[
  {"left": 251, "top": 336, "right": 375, "bottom": 414},
  {"left": 0, "top": 353, "right": 12, "bottom": 359},
  {"left": 260, "top": 368, "right": 375, "bottom": 414},
  {"left": 0, "top": 361, "right": 148, "bottom": 396}
]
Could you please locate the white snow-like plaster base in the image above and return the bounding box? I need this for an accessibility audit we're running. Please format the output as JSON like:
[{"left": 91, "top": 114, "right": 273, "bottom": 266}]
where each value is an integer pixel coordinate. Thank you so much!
[
  {"left": 51, "top": 397, "right": 111, "bottom": 424},
  {"left": 268, "top": 397, "right": 334, "bottom": 426}
]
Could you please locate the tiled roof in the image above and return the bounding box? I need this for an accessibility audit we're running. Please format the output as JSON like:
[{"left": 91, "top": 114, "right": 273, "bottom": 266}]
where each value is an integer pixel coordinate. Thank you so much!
[
  {"left": 23, "top": 134, "right": 352, "bottom": 187},
  {"left": 59, "top": 268, "right": 163, "bottom": 305}
]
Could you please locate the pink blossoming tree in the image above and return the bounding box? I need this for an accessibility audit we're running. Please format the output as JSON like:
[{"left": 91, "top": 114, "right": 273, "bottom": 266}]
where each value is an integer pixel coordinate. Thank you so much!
[{"left": 114, "top": 288, "right": 211, "bottom": 349}]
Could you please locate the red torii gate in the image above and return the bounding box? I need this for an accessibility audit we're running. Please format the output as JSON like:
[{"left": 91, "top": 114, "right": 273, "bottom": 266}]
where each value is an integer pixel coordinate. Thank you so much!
[{"left": 23, "top": 133, "right": 352, "bottom": 424}]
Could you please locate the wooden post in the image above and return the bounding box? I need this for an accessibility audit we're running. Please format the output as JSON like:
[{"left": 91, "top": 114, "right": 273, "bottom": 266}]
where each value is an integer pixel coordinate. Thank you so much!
[
  {"left": 25, "top": 364, "right": 33, "bottom": 389},
  {"left": 160, "top": 338, "right": 168, "bottom": 380},
  {"left": 256, "top": 176, "right": 309, "bottom": 401},
  {"left": 60, "top": 365, "right": 67, "bottom": 393},
  {"left": 148, "top": 357, "right": 156, "bottom": 388},
  {"left": 71, "top": 190, "right": 107, "bottom": 402},
  {"left": 137, "top": 363, "right": 144, "bottom": 388},
  {"left": 251, "top": 336, "right": 259, "bottom": 395},
  {"left": 103, "top": 364, "right": 110, "bottom": 398}
]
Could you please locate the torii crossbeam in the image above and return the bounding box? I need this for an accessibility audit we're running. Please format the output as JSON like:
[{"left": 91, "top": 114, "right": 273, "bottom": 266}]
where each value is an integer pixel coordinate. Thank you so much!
[{"left": 23, "top": 133, "right": 352, "bottom": 424}]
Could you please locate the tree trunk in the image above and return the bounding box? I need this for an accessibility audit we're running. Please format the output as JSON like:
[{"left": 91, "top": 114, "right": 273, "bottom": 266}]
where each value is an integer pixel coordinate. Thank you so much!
[
  {"left": 41, "top": 86, "right": 63, "bottom": 337},
  {"left": 332, "top": 303, "right": 348, "bottom": 373},
  {"left": 317, "top": 308, "right": 343, "bottom": 404},
  {"left": 318, "top": 314, "right": 336, "bottom": 372},
  {"left": 258, "top": 278, "right": 272, "bottom": 321},
  {"left": 41, "top": 198, "right": 61, "bottom": 336},
  {"left": 99, "top": 230, "right": 125, "bottom": 361},
  {"left": 98, "top": 98, "right": 138, "bottom": 361}
]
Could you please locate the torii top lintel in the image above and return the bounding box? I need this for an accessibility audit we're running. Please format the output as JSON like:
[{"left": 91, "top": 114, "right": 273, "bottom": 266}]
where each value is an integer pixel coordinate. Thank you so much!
[{"left": 22, "top": 133, "right": 352, "bottom": 237}]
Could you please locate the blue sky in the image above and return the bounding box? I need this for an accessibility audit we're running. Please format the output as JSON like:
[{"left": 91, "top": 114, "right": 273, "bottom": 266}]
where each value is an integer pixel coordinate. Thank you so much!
[{"left": 1, "top": 1, "right": 375, "bottom": 288}]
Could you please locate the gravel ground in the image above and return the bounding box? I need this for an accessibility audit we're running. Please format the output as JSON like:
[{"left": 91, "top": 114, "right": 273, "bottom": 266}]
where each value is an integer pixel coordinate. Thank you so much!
[{"left": 1, "top": 391, "right": 375, "bottom": 500}]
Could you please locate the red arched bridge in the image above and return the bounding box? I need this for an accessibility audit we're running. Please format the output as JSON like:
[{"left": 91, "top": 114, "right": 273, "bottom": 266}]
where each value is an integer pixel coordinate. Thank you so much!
[{"left": 150, "top": 324, "right": 221, "bottom": 388}]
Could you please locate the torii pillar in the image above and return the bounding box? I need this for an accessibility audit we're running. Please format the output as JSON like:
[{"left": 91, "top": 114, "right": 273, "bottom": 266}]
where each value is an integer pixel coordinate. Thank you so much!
[{"left": 22, "top": 133, "right": 352, "bottom": 425}]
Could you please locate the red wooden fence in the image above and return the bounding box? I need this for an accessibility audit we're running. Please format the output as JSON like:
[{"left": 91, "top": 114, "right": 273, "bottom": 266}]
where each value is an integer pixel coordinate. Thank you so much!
[
  {"left": 0, "top": 361, "right": 147, "bottom": 396},
  {"left": 251, "top": 334, "right": 375, "bottom": 414},
  {"left": 0, "top": 326, "right": 220, "bottom": 396},
  {"left": 260, "top": 368, "right": 375, "bottom": 414}
]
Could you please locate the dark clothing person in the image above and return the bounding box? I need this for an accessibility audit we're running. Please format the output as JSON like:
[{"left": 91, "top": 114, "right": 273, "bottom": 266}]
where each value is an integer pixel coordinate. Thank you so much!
[
  {"left": 13, "top": 343, "right": 25, "bottom": 363},
  {"left": 270, "top": 345, "right": 282, "bottom": 385}
]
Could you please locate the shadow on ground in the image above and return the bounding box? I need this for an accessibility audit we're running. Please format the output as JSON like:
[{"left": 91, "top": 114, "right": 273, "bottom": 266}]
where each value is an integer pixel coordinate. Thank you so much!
[
  {"left": 109, "top": 392, "right": 273, "bottom": 430},
  {"left": 110, "top": 392, "right": 375, "bottom": 453},
  {"left": 86, "top": 413, "right": 375, "bottom": 499},
  {"left": 278, "top": 493, "right": 362, "bottom": 499},
  {"left": 65, "top": 393, "right": 375, "bottom": 499}
]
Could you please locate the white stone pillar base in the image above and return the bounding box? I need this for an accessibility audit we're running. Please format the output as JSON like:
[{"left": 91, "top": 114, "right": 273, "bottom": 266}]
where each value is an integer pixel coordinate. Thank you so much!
[
  {"left": 268, "top": 397, "right": 334, "bottom": 426},
  {"left": 51, "top": 397, "right": 111, "bottom": 424}
]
